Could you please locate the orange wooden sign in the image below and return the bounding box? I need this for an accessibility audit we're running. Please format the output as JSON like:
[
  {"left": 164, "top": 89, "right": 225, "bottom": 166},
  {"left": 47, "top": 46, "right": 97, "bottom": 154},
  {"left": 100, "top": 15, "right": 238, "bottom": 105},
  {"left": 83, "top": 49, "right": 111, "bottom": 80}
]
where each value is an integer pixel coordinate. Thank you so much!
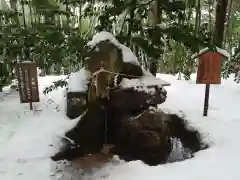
[{"left": 196, "top": 51, "right": 222, "bottom": 84}]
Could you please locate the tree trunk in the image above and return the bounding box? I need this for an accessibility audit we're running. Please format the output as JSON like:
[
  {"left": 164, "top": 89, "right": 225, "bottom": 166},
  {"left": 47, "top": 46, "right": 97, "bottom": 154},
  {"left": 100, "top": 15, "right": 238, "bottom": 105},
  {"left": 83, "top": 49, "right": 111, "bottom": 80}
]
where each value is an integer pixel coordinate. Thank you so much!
[
  {"left": 127, "top": 0, "right": 137, "bottom": 46},
  {"left": 149, "top": 61, "right": 158, "bottom": 76},
  {"left": 0, "top": 86, "right": 2, "bottom": 92},
  {"left": 149, "top": 1, "right": 162, "bottom": 76},
  {"left": 194, "top": 0, "right": 201, "bottom": 36},
  {"left": 214, "top": 0, "right": 228, "bottom": 47}
]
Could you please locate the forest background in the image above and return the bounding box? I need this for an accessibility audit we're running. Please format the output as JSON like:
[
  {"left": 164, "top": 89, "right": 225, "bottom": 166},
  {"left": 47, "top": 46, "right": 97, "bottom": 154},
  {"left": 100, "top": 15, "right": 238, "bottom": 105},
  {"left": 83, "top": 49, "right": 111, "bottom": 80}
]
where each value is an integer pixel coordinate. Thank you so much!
[{"left": 0, "top": 0, "right": 239, "bottom": 91}]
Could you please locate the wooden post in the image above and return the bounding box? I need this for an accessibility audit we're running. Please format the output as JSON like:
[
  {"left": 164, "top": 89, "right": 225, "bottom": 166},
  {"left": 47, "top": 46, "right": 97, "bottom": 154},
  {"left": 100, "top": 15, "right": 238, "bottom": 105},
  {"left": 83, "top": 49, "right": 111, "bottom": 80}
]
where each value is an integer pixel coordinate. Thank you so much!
[
  {"left": 203, "top": 84, "right": 210, "bottom": 116},
  {"left": 30, "top": 101, "right": 33, "bottom": 110},
  {"left": 28, "top": 67, "right": 33, "bottom": 110}
]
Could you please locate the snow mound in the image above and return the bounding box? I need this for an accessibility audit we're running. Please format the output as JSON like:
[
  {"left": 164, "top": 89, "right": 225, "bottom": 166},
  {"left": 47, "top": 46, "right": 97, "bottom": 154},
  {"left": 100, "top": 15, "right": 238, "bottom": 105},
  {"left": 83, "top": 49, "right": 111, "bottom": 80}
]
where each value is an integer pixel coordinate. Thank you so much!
[
  {"left": 87, "top": 31, "right": 140, "bottom": 65},
  {"left": 67, "top": 68, "right": 90, "bottom": 93}
]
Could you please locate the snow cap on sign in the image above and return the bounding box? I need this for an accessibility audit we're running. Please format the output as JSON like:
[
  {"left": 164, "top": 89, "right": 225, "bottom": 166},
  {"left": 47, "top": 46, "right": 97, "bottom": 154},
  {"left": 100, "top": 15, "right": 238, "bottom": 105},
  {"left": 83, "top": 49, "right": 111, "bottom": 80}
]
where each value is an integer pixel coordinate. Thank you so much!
[{"left": 191, "top": 47, "right": 230, "bottom": 60}]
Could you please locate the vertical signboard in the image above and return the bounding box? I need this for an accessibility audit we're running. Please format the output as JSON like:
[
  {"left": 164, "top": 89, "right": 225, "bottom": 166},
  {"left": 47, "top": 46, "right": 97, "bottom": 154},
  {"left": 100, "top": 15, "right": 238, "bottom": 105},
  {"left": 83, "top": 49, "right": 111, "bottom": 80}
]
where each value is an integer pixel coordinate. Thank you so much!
[
  {"left": 16, "top": 61, "right": 39, "bottom": 110},
  {"left": 192, "top": 47, "right": 229, "bottom": 116}
]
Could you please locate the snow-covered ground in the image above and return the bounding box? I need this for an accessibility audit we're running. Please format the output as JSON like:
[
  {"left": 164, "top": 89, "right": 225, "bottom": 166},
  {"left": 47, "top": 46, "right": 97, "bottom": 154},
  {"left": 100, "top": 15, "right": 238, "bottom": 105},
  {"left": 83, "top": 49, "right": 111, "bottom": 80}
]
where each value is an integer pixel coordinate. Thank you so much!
[{"left": 0, "top": 73, "right": 240, "bottom": 180}]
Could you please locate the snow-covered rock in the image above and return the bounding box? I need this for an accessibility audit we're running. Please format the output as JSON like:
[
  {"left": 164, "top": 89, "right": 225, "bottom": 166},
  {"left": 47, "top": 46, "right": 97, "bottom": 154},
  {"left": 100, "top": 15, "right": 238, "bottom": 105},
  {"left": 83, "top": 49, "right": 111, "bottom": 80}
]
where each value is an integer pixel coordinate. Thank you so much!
[
  {"left": 67, "top": 68, "right": 90, "bottom": 93},
  {"left": 87, "top": 31, "right": 140, "bottom": 66}
]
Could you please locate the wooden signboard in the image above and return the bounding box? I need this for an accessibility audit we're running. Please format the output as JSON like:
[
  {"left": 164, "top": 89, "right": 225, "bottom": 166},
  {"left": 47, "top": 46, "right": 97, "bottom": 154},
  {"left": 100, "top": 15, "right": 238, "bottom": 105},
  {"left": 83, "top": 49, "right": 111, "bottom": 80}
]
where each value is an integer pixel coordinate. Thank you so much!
[
  {"left": 196, "top": 51, "right": 222, "bottom": 84},
  {"left": 16, "top": 61, "right": 39, "bottom": 110},
  {"left": 192, "top": 47, "right": 229, "bottom": 116}
]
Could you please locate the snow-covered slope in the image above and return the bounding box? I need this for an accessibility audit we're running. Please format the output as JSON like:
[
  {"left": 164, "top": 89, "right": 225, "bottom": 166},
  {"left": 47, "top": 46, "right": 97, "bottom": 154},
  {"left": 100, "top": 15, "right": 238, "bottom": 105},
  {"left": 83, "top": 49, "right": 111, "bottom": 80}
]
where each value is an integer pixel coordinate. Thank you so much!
[
  {"left": 0, "top": 76, "right": 79, "bottom": 180},
  {"left": 0, "top": 73, "right": 240, "bottom": 180}
]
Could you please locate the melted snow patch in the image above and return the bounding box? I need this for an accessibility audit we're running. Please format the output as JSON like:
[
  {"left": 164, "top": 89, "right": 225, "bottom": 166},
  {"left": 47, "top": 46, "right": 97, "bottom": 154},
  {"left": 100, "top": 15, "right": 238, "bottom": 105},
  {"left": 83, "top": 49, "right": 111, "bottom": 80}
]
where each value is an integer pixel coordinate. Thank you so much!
[{"left": 167, "top": 138, "right": 193, "bottom": 163}]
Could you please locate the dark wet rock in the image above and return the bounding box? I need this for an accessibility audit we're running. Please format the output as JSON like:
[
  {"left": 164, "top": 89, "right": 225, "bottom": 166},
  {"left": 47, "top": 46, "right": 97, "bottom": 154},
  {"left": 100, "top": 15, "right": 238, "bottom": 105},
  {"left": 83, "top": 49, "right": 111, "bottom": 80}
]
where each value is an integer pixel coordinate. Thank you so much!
[{"left": 66, "top": 92, "right": 88, "bottom": 119}]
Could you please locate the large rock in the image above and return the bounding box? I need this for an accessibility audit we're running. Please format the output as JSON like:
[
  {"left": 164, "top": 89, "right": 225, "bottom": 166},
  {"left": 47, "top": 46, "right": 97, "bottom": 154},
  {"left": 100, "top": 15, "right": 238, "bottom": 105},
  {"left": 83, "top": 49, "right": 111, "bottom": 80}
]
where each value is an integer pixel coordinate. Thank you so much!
[
  {"left": 52, "top": 99, "right": 207, "bottom": 166},
  {"left": 84, "top": 32, "right": 169, "bottom": 102},
  {"left": 111, "top": 108, "right": 172, "bottom": 165},
  {"left": 85, "top": 40, "right": 123, "bottom": 101},
  {"left": 52, "top": 84, "right": 167, "bottom": 163},
  {"left": 53, "top": 80, "right": 207, "bottom": 166},
  {"left": 52, "top": 32, "right": 208, "bottom": 170},
  {"left": 65, "top": 68, "right": 90, "bottom": 119}
]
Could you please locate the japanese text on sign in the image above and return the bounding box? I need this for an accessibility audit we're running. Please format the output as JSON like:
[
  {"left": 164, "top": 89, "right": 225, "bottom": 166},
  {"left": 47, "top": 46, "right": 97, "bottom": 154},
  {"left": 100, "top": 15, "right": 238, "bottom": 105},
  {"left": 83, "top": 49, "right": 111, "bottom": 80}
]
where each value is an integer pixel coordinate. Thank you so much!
[{"left": 17, "top": 62, "right": 40, "bottom": 103}]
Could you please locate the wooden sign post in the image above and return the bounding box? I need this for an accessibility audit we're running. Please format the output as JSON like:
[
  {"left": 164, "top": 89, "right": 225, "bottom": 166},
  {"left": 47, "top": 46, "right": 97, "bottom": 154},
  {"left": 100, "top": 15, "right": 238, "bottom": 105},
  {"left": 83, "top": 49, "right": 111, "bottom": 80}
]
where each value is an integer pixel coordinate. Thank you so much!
[
  {"left": 192, "top": 47, "right": 229, "bottom": 116},
  {"left": 0, "top": 62, "right": 3, "bottom": 92},
  {"left": 16, "top": 61, "right": 40, "bottom": 110}
]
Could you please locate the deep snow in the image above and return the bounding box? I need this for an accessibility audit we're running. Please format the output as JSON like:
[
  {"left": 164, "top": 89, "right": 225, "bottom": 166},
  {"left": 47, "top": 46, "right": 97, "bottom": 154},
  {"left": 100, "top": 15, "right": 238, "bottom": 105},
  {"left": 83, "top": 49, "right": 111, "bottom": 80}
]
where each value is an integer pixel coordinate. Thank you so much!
[{"left": 0, "top": 73, "right": 240, "bottom": 180}]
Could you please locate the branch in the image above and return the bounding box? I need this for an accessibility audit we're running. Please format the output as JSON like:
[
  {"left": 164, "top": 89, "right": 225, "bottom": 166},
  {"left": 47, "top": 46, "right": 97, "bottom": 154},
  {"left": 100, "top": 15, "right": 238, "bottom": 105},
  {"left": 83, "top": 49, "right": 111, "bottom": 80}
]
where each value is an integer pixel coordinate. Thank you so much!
[{"left": 138, "top": 0, "right": 155, "bottom": 6}]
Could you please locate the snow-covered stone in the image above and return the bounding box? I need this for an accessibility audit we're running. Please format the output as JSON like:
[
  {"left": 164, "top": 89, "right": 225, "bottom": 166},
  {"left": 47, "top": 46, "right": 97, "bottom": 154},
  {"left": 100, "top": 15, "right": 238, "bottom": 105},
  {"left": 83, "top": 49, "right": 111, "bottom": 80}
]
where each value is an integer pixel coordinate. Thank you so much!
[
  {"left": 86, "top": 31, "right": 171, "bottom": 87},
  {"left": 119, "top": 74, "right": 170, "bottom": 94},
  {"left": 67, "top": 68, "right": 90, "bottom": 93},
  {"left": 87, "top": 31, "right": 140, "bottom": 65}
]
